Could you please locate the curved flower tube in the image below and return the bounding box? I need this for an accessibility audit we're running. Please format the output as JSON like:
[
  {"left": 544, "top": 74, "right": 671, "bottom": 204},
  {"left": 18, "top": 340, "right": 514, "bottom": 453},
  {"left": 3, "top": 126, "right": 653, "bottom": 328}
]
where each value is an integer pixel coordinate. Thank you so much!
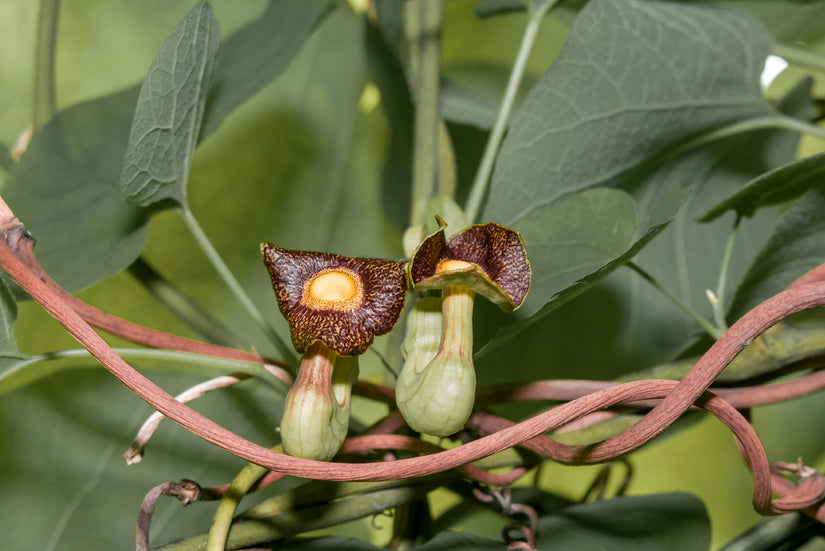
[
  {"left": 261, "top": 243, "right": 408, "bottom": 459},
  {"left": 397, "top": 221, "right": 530, "bottom": 436}
]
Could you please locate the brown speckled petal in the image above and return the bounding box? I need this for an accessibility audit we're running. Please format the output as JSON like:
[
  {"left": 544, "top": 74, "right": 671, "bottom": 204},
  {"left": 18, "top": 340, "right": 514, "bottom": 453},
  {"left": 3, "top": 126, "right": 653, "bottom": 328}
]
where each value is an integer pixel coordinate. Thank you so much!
[
  {"left": 261, "top": 243, "right": 408, "bottom": 356},
  {"left": 408, "top": 222, "right": 531, "bottom": 312}
]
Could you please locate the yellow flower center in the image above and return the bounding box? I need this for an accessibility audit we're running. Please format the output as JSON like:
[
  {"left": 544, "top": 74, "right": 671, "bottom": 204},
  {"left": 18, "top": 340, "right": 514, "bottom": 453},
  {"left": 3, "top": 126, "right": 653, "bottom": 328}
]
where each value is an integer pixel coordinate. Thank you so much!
[
  {"left": 436, "top": 259, "right": 474, "bottom": 273},
  {"left": 310, "top": 271, "right": 357, "bottom": 302},
  {"left": 303, "top": 268, "right": 363, "bottom": 311}
]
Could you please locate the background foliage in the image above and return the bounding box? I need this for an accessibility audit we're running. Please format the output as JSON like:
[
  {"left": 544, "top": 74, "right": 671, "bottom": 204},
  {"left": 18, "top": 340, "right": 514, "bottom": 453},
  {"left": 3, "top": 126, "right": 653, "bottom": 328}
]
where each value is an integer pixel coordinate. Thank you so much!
[{"left": 1, "top": 0, "right": 825, "bottom": 549}]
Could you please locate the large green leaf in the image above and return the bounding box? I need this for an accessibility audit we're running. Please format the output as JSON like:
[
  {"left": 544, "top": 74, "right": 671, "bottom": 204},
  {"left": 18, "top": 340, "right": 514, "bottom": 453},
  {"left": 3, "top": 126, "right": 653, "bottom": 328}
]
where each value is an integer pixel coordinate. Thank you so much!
[
  {"left": 701, "top": 149, "right": 825, "bottom": 221},
  {"left": 0, "top": 368, "right": 284, "bottom": 550},
  {"left": 473, "top": 1, "right": 814, "bottom": 367},
  {"left": 269, "top": 494, "right": 710, "bottom": 550},
  {"left": 271, "top": 493, "right": 710, "bottom": 551},
  {"left": 2, "top": 88, "right": 147, "bottom": 292},
  {"left": 535, "top": 493, "right": 710, "bottom": 550},
  {"left": 474, "top": 186, "right": 684, "bottom": 358},
  {"left": 119, "top": 0, "right": 220, "bottom": 207},
  {"left": 2, "top": 1, "right": 332, "bottom": 293},
  {"left": 477, "top": 0, "right": 825, "bottom": 47},
  {"left": 482, "top": 0, "right": 775, "bottom": 228},
  {"left": 612, "top": 78, "right": 812, "bottom": 360},
  {"left": 517, "top": 188, "right": 661, "bottom": 316},
  {"left": 474, "top": 77, "right": 809, "bottom": 392},
  {"left": 728, "top": 183, "right": 825, "bottom": 320},
  {"left": 706, "top": 1, "right": 825, "bottom": 45}
]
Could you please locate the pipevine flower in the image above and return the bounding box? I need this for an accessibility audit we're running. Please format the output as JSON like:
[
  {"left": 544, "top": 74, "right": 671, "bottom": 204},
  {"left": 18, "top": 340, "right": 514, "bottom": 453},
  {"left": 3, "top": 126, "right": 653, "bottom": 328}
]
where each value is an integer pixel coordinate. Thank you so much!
[
  {"left": 396, "top": 221, "right": 530, "bottom": 436},
  {"left": 407, "top": 220, "right": 530, "bottom": 312},
  {"left": 261, "top": 243, "right": 408, "bottom": 460}
]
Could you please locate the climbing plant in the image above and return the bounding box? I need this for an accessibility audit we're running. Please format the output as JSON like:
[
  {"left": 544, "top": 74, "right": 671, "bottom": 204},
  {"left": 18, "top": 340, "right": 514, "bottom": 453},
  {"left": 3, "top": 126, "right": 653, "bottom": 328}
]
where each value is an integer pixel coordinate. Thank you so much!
[{"left": 2, "top": 0, "right": 825, "bottom": 549}]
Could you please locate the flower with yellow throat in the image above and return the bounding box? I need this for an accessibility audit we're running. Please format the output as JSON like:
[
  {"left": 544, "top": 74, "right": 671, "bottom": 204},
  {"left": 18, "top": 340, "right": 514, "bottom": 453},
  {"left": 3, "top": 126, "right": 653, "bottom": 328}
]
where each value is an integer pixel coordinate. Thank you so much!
[{"left": 261, "top": 243, "right": 408, "bottom": 460}]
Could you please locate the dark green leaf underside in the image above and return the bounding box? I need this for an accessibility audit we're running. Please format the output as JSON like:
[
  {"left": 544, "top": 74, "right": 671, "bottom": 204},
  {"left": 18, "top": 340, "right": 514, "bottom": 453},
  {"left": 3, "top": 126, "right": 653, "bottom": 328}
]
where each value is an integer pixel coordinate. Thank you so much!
[
  {"left": 729, "top": 183, "right": 825, "bottom": 319},
  {"left": 475, "top": 187, "right": 684, "bottom": 358},
  {"left": 701, "top": 150, "right": 825, "bottom": 221},
  {"left": 119, "top": 0, "right": 220, "bottom": 207},
  {"left": 2, "top": 88, "right": 147, "bottom": 292},
  {"left": 536, "top": 493, "right": 710, "bottom": 550}
]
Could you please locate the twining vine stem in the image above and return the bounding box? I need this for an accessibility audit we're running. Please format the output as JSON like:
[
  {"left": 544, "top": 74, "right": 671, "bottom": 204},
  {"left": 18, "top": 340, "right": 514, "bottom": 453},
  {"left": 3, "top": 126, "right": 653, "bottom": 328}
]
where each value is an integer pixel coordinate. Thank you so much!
[{"left": 1, "top": 198, "right": 824, "bottom": 519}]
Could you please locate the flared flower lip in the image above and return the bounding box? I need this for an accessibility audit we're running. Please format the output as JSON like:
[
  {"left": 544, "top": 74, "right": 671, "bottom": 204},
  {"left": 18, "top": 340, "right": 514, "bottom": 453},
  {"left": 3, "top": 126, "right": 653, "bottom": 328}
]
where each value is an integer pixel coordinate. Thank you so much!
[
  {"left": 261, "top": 243, "right": 409, "bottom": 356},
  {"left": 408, "top": 220, "right": 531, "bottom": 312}
]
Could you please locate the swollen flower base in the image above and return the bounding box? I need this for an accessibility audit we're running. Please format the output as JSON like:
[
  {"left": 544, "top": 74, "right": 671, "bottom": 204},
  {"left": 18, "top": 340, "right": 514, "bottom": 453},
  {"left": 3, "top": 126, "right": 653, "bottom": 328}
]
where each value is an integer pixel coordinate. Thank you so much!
[{"left": 396, "top": 289, "right": 476, "bottom": 436}]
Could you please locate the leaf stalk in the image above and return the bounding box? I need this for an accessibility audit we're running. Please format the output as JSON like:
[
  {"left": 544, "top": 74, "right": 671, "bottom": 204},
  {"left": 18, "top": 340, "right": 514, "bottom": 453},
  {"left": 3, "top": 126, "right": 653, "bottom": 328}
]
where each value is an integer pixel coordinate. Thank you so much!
[
  {"left": 628, "top": 262, "right": 723, "bottom": 339},
  {"left": 179, "top": 207, "right": 297, "bottom": 367},
  {"left": 464, "top": 0, "right": 560, "bottom": 224}
]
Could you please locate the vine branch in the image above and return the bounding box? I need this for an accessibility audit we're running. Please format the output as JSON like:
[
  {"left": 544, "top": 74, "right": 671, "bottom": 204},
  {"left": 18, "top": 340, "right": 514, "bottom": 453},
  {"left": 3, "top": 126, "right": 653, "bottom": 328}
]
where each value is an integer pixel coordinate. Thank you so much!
[{"left": 1, "top": 198, "right": 824, "bottom": 521}]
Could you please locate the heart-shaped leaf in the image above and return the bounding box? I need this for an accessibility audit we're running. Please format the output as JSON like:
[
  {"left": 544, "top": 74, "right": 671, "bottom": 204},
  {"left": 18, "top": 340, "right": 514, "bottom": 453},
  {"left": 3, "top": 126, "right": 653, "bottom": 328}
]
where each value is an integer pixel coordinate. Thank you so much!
[{"left": 483, "top": 0, "right": 775, "bottom": 228}]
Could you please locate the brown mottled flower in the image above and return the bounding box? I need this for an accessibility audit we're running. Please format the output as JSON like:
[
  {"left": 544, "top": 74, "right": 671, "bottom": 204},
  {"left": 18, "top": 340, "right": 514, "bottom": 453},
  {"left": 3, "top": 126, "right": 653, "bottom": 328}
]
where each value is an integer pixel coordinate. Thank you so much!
[
  {"left": 261, "top": 243, "right": 409, "bottom": 460},
  {"left": 261, "top": 243, "right": 409, "bottom": 357},
  {"left": 408, "top": 220, "right": 531, "bottom": 311}
]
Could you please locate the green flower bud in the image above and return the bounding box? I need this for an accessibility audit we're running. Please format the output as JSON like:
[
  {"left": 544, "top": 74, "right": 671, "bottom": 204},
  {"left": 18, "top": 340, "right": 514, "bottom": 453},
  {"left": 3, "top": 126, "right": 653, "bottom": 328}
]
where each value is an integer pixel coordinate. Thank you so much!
[{"left": 279, "top": 342, "right": 358, "bottom": 460}]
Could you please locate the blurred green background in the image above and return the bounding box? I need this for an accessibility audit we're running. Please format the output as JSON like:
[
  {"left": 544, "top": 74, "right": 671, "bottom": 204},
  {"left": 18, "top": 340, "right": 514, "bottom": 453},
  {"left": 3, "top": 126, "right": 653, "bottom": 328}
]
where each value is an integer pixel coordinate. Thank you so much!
[{"left": 1, "top": 1, "right": 825, "bottom": 549}]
